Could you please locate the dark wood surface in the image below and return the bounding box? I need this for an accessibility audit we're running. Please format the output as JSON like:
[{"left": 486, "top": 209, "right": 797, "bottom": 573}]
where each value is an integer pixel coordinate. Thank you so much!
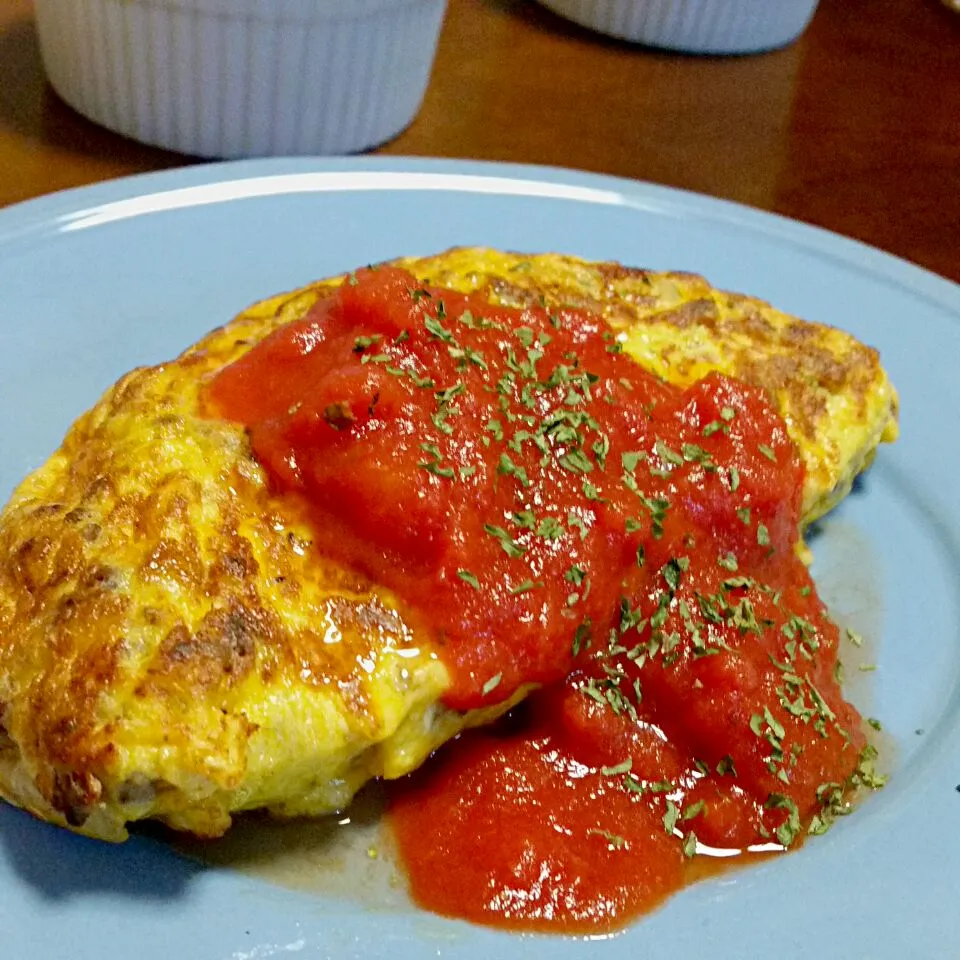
[{"left": 1, "top": 0, "right": 958, "bottom": 281}]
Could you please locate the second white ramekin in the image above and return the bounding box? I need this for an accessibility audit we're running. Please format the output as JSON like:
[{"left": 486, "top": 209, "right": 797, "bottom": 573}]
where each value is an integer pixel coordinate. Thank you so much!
[{"left": 536, "top": 0, "right": 820, "bottom": 54}]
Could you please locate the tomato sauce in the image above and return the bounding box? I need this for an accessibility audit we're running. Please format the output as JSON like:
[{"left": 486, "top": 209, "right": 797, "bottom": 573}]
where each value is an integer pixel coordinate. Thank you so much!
[{"left": 205, "top": 267, "right": 878, "bottom": 933}]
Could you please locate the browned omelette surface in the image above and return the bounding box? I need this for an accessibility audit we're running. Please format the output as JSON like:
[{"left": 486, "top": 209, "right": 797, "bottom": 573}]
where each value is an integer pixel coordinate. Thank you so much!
[{"left": 0, "top": 249, "right": 897, "bottom": 841}]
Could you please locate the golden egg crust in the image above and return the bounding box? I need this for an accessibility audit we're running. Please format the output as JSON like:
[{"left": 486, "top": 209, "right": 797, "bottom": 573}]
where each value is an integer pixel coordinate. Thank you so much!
[{"left": 0, "top": 248, "right": 897, "bottom": 841}]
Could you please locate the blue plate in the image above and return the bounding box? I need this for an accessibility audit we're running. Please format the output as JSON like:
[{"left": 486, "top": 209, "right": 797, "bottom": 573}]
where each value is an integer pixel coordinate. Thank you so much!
[{"left": 0, "top": 158, "right": 957, "bottom": 959}]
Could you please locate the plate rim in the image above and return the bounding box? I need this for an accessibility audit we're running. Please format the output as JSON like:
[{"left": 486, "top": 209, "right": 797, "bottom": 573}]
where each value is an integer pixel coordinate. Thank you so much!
[{"left": 1, "top": 156, "right": 958, "bottom": 316}]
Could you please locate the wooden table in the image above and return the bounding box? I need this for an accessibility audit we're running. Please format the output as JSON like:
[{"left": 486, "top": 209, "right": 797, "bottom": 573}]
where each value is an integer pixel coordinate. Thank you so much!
[{"left": 1, "top": 0, "right": 958, "bottom": 281}]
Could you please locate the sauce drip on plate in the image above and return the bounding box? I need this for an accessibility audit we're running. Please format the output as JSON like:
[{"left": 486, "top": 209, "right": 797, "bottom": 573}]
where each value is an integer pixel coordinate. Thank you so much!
[{"left": 205, "top": 267, "right": 880, "bottom": 932}]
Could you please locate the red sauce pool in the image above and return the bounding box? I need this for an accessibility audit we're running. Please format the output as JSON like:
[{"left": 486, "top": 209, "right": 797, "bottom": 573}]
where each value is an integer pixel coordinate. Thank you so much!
[{"left": 204, "top": 267, "right": 877, "bottom": 933}]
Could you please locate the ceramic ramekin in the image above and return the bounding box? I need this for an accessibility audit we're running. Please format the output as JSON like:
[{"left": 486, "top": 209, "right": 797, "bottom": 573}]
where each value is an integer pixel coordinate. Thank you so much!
[
  {"left": 33, "top": 0, "right": 448, "bottom": 158},
  {"left": 535, "top": 0, "right": 820, "bottom": 54}
]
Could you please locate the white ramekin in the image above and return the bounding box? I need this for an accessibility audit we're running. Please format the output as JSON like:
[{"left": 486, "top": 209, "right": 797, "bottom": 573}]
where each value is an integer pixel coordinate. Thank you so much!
[
  {"left": 33, "top": 0, "right": 448, "bottom": 158},
  {"left": 535, "top": 0, "right": 820, "bottom": 54}
]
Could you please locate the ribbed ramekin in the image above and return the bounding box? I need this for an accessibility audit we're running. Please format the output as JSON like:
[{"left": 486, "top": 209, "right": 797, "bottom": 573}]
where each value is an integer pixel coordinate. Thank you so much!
[
  {"left": 535, "top": 0, "right": 820, "bottom": 54},
  {"left": 33, "top": 0, "right": 448, "bottom": 158}
]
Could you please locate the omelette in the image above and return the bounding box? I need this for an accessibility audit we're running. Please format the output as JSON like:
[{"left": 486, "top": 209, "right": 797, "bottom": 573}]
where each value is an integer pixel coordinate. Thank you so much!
[{"left": 0, "top": 248, "right": 897, "bottom": 842}]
